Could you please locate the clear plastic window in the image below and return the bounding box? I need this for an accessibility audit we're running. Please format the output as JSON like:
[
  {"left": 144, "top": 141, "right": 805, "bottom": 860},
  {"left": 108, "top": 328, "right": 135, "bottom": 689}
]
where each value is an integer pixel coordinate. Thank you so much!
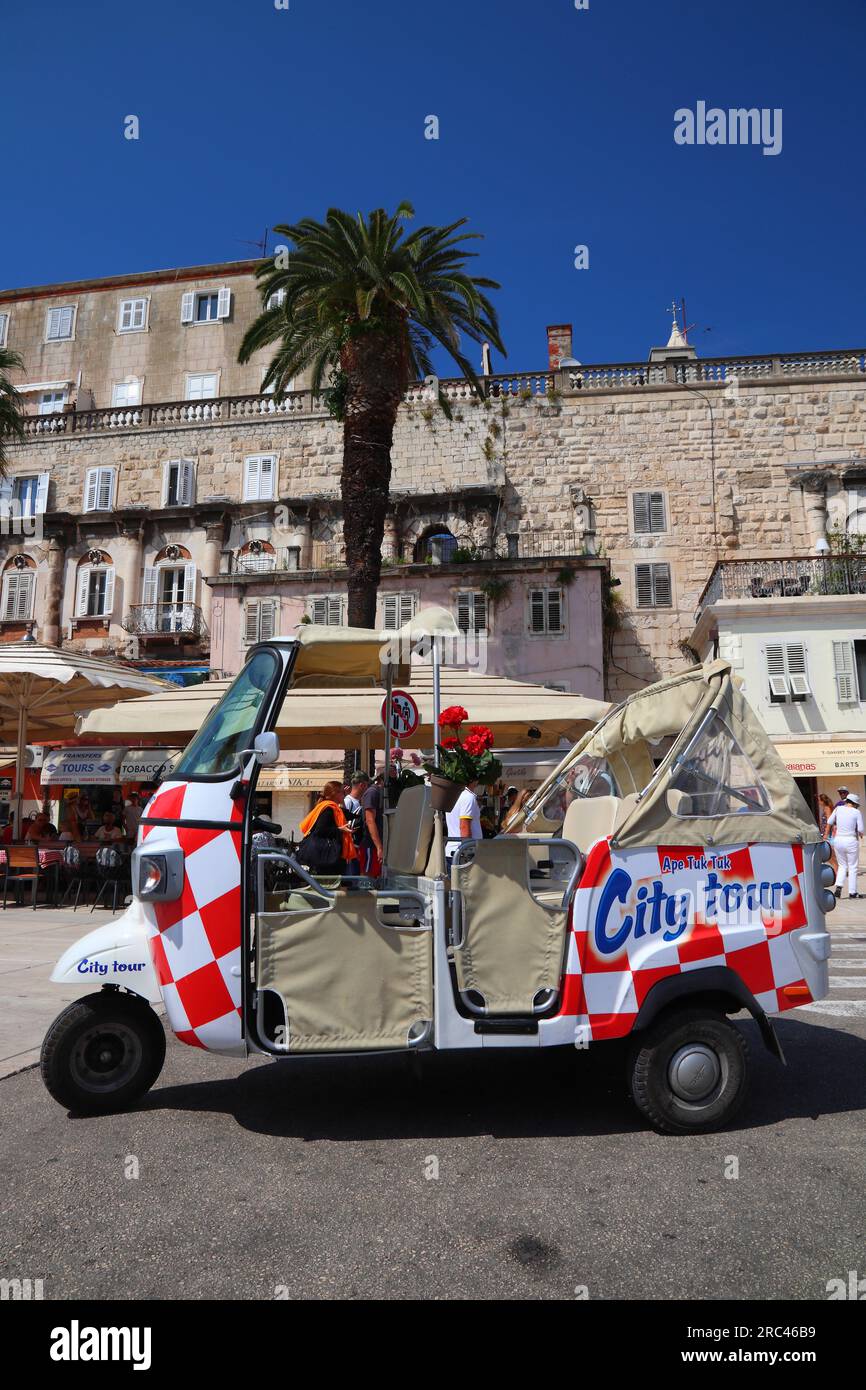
[
  {"left": 667, "top": 712, "right": 769, "bottom": 818},
  {"left": 528, "top": 754, "right": 617, "bottom": 825}
]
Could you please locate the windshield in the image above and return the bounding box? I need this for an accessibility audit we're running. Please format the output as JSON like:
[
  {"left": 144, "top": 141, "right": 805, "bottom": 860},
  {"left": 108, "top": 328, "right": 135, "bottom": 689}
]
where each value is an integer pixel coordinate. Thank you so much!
[
  {"left": 172, "top": 649, "right": 280, "bottom": 779},
  {"left": 528, "top": 752, "right": 617, "bottom": 825}
]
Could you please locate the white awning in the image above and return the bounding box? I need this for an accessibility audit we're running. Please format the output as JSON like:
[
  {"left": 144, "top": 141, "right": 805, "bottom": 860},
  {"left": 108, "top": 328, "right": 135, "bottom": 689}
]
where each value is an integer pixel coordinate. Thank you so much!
[
  {"left": 257, "top": 765, "right": 343, "bottom": 791},
  {"left": 41, "top": 747, "right": 127, "bottom": 787},
  {"left": 117, "top": 748, "right": 180, "bottom": 782}
]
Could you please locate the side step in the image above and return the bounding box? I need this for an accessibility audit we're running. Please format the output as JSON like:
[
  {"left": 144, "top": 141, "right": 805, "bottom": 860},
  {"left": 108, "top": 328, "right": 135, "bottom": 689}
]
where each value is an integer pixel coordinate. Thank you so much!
[{"left": 474, "top": 1019, "right": 539, "bottom": 1035}]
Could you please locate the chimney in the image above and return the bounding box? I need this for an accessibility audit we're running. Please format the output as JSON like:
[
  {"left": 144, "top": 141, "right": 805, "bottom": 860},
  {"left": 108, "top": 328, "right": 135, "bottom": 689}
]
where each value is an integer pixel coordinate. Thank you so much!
[{"left": 546, "top": 324, "right": 573, "bottom": 372}]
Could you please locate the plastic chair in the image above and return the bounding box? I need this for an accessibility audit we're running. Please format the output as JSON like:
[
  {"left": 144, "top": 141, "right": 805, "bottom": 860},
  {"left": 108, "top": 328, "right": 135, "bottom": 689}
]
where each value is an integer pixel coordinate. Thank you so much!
[
  {"left": 90, "top": 846, "right": 131, "bottom": 913},
  {"left": 59, "top": 844, "right": 99, "bottom": 909}
]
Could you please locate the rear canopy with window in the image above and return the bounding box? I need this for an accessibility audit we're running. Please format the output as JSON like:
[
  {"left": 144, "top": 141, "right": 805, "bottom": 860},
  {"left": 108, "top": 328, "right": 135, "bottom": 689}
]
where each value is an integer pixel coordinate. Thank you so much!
[{"left": 525, "top": 660, "right": 819, "bottom": 849}]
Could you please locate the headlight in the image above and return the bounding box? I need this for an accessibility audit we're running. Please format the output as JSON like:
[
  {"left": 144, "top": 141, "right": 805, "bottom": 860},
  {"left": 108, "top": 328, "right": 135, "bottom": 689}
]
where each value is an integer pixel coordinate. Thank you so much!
[{"left": 139, "top": 856, "right": 165, "bottom": 897}]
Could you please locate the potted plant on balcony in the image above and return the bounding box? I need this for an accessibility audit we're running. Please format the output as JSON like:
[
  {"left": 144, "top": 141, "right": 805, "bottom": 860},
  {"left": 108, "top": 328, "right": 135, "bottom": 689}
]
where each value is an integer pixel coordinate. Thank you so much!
[{"left": 425, "top": 706, "right": 503, "bottom": 811}]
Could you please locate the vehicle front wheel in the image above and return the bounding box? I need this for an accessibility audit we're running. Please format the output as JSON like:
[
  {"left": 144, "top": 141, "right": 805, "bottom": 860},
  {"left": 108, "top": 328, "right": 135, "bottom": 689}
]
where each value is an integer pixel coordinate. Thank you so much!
[
  {"left": 41, "top": 991, "right": 166, "bottom": 1115},
  {"left": 627, "top": 1007, "right": 748, "bottom": 1135}
]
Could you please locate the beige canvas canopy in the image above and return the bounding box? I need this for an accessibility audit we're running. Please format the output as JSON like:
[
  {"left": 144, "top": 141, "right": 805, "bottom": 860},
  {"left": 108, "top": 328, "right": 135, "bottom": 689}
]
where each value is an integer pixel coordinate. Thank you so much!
[
  {"left": 523, "top": 660, "right": 819, "bottom": 848},
  {"left": 78, "top": 663, "right": 608, "bottom": 751}
]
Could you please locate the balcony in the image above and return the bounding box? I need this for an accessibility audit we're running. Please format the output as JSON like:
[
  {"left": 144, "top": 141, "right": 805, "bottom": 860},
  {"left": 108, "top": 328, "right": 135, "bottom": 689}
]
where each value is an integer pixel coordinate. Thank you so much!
[
  {"left": 17, "top": 347, "right": 866, "bottom": 441},
  {"left": 696, "top": 555, "right": 866, "bottom": 619},
  {"left": 123, "top": 603, "right": 208, "bottom": 643}
]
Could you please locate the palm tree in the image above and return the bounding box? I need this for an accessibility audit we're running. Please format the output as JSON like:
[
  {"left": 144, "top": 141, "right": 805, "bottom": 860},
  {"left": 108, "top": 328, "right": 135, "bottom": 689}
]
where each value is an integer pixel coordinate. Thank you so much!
[
  {"left": 0, "top": 348, "right": 25, "bottom": 477},
  {"left": 239, "top": 203, "right": 504, "bottom": 627}
]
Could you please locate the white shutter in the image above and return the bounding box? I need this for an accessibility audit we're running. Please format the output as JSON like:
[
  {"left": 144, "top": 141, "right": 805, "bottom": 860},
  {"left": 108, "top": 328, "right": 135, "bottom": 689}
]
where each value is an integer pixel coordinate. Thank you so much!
[
  {"left": 217, "top": 287, "right": 231, "bottom": 319},
  {"left": 766, "top": 644, "right": 789, "bottom": 700},
  {"left": 183, "top": 562, "right": 197, "bottom": 605},
  {"left": 180, "top": 292, "right": 194, "bottom": 324},
  {"left": 35, "top": 472, "right": 50, "bottom": 514},
  {"left": 0, "top": 477, "right": 12, "bottom": 505},
  {"left": 9, "top": 571, "right": 34, "bottom": 621},
  {"left": 0, "top": 573, "right": 12, "bottom": 621},
  {"left": 633, "top": 493, "right": 651, "bottom": 533},
  {"left": 785, "top": 643, "right": 811, "bottom": 698},
  {"left": 399, "top": 593, "right": 415, "bottom": 626},
  {"left": 84, "top": 468, "right": 99, "bottom": 512},
  {"left": 310, "top": 597, "right": 328, "bottom": 625},
  {"left": 259, "top": 455, "right": 275, "bottom": 499},
  {"left": 243, "top": 456, "right": 259, "bottom": 501},
  {"left": 75, "top": 567, "right": 91, "bottom": 618},
  {"left": 161, "top": 462, "right": 171, "bottom": 507},
  {"left": 102, "top": 567, "right": 115, "bottom": 618},
  {"left": 180, "top": 460, "right": 194, "bottom": 506},
  {"left": 833, "top": 641, "right": 857, "bottom": 704},
  {"left": 327, "top": 596, "right": 343, "bottom": 626},
  {"left": 96, "top": 468, "right": 114, "bottom": 510},
  {"left": 0, "top": 312, "right": 7, "bottom": 347},
  {"left": 142, "top": 567, "right": 158, "bottom": 605}
]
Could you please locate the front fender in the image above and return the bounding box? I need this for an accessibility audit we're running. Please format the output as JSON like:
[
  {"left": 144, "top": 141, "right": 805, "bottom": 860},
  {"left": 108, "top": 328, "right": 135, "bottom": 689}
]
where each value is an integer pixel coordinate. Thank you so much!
[{"left": 50, "top": 898, "right": 161, "bottom": 1004}]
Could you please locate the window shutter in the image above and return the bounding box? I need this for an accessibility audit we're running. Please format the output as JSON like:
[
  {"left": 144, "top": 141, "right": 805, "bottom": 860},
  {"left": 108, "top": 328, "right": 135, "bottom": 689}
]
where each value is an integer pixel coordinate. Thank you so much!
[
  {"left": 97, "top": 468, "right": 114, "bottom": 510},
  {"left": 75, "top": 567, "right": 91, "bottom": 618},
  {"left": 633, "top": 492, "right": 651, "bottom": 533},
  {"left": 634, "top": 564, "right": 653, "bottom": 608},
  {"left": 244, "top": 601, "right": 260, "bottom": 645},
  {"left": 217, "top": 287, "right": 231, "bottom": 319},
  {"left": 328, "top": 596, "right": 343, "bottom": 626},
  {"left": 529, "top": 590, "right": 546, "bottom": 634},
  {"left": 142, "top": 567, "right": 158, "bottom": 605},
  {"left": 382, "top": 595, "right": 399, "bottom": 630},
  {"left": 0, "top": 477, "right": 12, "bottom": 506},
  {"left": 180, "top": 460, "right": 194, "bottom": 506},
  {"left": 399, "top": 594, "right": 415, "bottom": 626},
  {"left": 456, "top": 593, "right": 472, "bottom": 632},
  {"left": 833, "top": 641, "right": 857, "bottom": 703},
  {"left": 259, "top": 455, "right": 275, "bottom": 499},
  {"left": 652, "top": 564, "right": 672, "bottom": 607},
  {"left": 546, "top": 589, "right": 563, "bottom": 633},
  {"left": 244, "top": 456, "right": 259, "bottom": 501},
  {"left": 180, "top": 292, "right": 194, "bottom": 324},
  {"left": 259, "top": 600, "right": 277, "bottom": 642},
  {"left": 474, "top": 592, "right": 487, "bottom": 632},
  {"left": 310, "top": 597, "right": 328, "bottom": 625},
  {"left": 785, "top": 643, "right": 811, "bottom": 698},
  {"left": 0, "top": 573, "right": 12, "bottom": 621},
  {"left": 183, "top": 562, "right": 197, "bottom": 606},
  {"left": 102, "top": 567, "right": 115, "bottom": 618},
  {"left": 161, "top": 462, "right": 171, "bottom": 507},
  {"left": 11, "top": 571, "right": 34, "bottom": 621},
  {"left": 649, "top": 492, "right": 666, "bottom": 532},
  {"left": 84, "top": 468, "right": 99, "bottom": 512},
  {"left": 766, "top": 644, "right": 789, "bottom": 700},
  {"left": 0, "top": 312, "right": 7, "bottom": 347},
  {"left": 35, "top": 472, "right": 50, "bottom": 514}
]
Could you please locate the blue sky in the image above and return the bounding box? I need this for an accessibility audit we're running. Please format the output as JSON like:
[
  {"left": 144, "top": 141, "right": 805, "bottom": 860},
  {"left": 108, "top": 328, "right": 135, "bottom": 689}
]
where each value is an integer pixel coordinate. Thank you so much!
[{"left": 2, "top": 0, "right": 863, "bottom": 371}]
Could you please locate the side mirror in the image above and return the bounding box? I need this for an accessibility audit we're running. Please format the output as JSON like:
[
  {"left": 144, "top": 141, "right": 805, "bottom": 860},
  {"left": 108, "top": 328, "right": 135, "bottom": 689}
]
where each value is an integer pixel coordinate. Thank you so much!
[{"left": 251, "top": 731, "right": 280, "bottom": 766}]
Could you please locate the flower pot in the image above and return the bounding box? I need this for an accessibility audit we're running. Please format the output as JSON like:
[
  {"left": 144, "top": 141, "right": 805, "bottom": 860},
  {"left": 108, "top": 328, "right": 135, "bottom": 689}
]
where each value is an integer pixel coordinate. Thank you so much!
[{"left": 429, "top": 773, "right": 463, "bottom": 813}]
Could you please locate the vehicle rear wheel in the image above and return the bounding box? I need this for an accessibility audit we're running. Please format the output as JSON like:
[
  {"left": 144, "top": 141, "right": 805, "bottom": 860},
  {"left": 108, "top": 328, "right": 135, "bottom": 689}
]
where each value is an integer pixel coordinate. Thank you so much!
[
  {"left": 627, "top": 1007, "right": 748, "bottom": 1135},
  {"left": 41, "top": 991, "right": 166, "bottom": 1115}
]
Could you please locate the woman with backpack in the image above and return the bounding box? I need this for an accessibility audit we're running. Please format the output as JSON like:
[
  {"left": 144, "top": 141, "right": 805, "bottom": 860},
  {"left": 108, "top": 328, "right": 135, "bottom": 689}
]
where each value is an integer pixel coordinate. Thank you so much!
[{"left": 297, "top": 781, "right": 358, "bottom": 877}]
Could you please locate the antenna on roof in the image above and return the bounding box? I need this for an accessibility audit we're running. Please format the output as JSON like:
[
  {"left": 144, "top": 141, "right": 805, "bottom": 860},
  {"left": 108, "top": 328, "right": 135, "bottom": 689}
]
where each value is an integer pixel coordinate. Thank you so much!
[{"left": 236, "top": 228, "right": 271, "bottom": 258}]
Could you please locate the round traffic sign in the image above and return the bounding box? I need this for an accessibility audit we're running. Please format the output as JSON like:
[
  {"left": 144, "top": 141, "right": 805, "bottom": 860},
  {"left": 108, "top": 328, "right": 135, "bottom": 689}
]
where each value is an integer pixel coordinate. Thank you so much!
[{"left": 381, "top": 690, "right": 419, "bottom": 739}]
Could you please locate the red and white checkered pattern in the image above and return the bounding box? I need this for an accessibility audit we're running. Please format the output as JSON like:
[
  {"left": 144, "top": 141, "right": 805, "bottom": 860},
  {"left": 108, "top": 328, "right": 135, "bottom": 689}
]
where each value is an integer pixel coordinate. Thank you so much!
[
  {"left": 541, "top": 837, "right": 815, "bottom": 1046},
  {"left": 140, "top": 780, "right": 246, "bottom": 1055}
]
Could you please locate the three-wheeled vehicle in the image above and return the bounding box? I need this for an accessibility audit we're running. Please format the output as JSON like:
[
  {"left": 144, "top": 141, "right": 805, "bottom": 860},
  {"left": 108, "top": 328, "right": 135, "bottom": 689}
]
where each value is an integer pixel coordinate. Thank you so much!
[{"left": 41, "top": 611, "right": 835, "bottom": 1133}]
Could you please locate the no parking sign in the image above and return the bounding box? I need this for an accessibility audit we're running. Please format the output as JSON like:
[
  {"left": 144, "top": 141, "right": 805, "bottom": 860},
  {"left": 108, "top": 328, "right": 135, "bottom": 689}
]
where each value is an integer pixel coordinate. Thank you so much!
[{"left": 381, "top": 690, "right": 419, "bottom": 740}]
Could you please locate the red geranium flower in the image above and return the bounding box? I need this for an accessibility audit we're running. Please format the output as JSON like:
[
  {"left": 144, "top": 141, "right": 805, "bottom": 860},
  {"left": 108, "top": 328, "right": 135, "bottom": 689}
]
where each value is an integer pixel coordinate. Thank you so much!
[
  {"left": 439, "top": 705, "right": 468, "bottom": 729},
  {"left": 466, "top": 724, "right": 494, "bottom": 750},
  {"left": 440, "top": 736, "right": 459, "bottom": 749}
]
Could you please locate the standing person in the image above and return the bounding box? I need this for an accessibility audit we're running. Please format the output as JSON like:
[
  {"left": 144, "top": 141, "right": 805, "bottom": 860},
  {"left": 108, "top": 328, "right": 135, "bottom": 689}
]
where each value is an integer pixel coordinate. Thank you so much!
[
  {"left": 817, "top": 792, "right": 837, "bottom": 874},
  {"left": 497, "top": 785, "right": 519, "bottom": 833},
  {"left": 359, "top": 773, "right": 384, "bottom": 878},
  {"left": 122, "top": 792, "right": 143, "bottom": 843},
  {"left": 826, "top": 792, "right": 864, "bottom": 899},
  {"left": 445, "top": 778, "right": 482, "bottom": 861},
  {"left": 343, "top": 772, "right": 369, "bottom": 877},
  {"left": 835, "top": 785, "right": 850, "bottom": 808}
]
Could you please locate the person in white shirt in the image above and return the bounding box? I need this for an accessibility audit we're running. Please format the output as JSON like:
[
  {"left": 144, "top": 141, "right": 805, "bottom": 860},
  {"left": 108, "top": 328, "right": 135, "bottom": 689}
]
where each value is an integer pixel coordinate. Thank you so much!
[
  {"left": 445, "top": 779, "right": 482, "bottom": 861},
  {"left": 826, "top": 792, "right": 864, "bottom": 899}
]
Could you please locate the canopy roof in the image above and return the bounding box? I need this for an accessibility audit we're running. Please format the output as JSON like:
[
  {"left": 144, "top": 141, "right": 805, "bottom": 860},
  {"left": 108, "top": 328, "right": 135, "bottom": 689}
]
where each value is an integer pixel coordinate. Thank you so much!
[
  {"left": 525, "top": 660, "right": 819, "bottom": 847},
  {"left": 78, "top": 664, "right": 609, "bottom": 750},
  {"left": 0, "top": 644, "right": 167, "bottom": 743},
  {"left": 292, "top": 606, "right": 459, "bottom": 685}
]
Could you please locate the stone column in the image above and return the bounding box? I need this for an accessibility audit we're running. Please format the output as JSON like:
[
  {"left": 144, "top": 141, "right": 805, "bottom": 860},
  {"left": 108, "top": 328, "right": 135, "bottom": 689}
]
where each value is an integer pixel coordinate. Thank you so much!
[
  {"left": 200, "top": 519, "right": 224, "bottom": 629},
  {"left": 802, "top": 476, "right": 828, "bottom": 548},
  {"left": 41, "top": 533, "right": 66, "bottom": 646},
  {"left": 382, "top": 514, "right": 399, "bottom": 561},
  {"left": 116, "top": 525, "right": 143, "bottom": 640}
]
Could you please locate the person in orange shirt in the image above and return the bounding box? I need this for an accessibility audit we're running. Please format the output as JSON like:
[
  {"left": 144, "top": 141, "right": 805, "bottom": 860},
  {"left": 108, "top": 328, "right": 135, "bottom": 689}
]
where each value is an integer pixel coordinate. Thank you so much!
[{"left": 298, "top": 781, "right": 358, "bottom": 875}]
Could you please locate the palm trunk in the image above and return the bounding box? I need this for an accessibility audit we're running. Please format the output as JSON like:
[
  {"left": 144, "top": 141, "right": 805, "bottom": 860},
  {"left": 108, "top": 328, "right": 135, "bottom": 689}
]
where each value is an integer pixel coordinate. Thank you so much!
[{"left": 340, "top": 326, "right": 407, "bottom": 629}]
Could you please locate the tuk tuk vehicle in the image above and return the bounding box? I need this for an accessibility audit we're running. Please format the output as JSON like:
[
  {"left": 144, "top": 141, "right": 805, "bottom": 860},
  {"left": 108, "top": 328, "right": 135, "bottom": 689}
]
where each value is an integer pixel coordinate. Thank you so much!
[{"left": 41, "top": 613, "right": 835, "bottom": 1134}]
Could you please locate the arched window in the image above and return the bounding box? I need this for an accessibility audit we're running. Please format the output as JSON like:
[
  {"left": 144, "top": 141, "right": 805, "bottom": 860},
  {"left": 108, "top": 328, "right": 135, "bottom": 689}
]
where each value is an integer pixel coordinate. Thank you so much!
[
  {"left": 142, "top": 545, "right": 197, "bottom": 633},
  {"left": 1, "top": 554, "right": 36, "bottom": 623},
  {"left": 414, "top": 526, "right": 458, "bottom": 564},
  {"left": 75, "top": 549, "right": 115, "bottom": 620},
  {"left": 236, "top": 540, "right": 277, "bottom": 574}
]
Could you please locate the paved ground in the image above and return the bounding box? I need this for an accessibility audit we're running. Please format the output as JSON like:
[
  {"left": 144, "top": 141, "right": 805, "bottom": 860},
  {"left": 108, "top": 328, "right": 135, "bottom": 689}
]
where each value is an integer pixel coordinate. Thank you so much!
[{"left": 2, "top": 891, "right": 865, "bottom": 1300}]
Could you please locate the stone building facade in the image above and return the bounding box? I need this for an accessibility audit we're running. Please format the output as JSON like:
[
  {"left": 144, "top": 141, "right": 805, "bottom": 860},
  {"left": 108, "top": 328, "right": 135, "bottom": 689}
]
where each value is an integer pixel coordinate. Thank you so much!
[{"left": 1, "top": 259, "right": 864, "bottom": 704}]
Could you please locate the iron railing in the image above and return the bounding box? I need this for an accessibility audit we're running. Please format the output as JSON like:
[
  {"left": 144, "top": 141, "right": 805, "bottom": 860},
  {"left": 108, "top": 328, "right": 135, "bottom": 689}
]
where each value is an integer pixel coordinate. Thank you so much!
[
  {"left": 123, "top": 603, "right": 208, "bottom": 639},
  {"left": 696, "top": 555, "right": 866, "bottom": 617}
]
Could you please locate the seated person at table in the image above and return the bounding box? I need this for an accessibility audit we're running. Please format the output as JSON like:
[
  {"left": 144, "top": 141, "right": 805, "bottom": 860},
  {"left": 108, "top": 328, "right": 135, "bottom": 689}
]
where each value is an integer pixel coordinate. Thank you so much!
[
  {"left": 58, "top": 800, "right": 85, "bottom": 842},
  {"left": 24, "top": 811, "right": 57, "bottom": 841},
  {"left": 94, "top": 811, "right": 124, "bottom": 844}
]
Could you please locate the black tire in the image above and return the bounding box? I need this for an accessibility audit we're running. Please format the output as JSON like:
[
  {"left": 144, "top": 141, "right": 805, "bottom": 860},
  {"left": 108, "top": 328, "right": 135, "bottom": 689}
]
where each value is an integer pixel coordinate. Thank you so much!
[
  {"left": 627, "top": 1007, "right": 749, "bottom": 1135},
  {"left": 41, "top": 991, "right": 166, "bottom": 1115}
]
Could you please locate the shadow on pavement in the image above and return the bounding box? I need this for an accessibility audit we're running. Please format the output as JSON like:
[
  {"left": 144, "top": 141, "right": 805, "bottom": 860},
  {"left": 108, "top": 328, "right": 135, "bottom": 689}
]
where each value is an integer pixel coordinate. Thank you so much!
[{"left": 133, "top": 1015, "right": 866, "bottom": 1142}]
